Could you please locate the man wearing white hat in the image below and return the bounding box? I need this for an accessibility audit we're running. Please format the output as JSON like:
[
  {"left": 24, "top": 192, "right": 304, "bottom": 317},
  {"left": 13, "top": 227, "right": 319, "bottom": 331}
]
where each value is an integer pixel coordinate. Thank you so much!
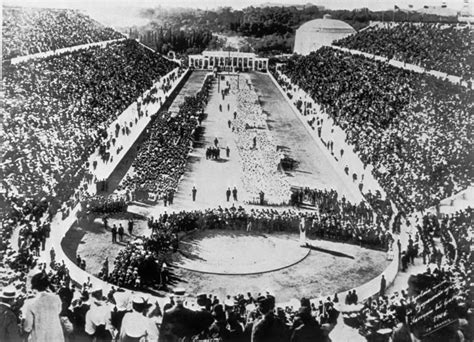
[
  {"left": 119, "top": 295, "right": 158, "bottom": 342},
  {"left": 111, "top": 291, "right": 130, "bottom": 333},
  {"left": 0, "top": 286, "right": 21, "bottom": 342},
  {"left": 85, "top": 286, "right": 115, "bottom": 341}
]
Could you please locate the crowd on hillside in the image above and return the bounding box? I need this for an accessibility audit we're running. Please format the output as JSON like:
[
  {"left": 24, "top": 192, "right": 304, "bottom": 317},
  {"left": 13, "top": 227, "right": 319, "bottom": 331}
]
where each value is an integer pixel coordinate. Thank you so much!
[
  {"left": 277, "top": 47, "right": 473, "bottom": 212},
  {"left": 228, "top": 77, "right": 291, "bottom": 204},
  {"left": 2, "top": 6, "right": 123, "bottom": 59},
  {"left": 334, "top": 23, "right": 473, "bottom": 80},
  {"left": 119, "top": 75, "right": 213, "bottom": 198}
]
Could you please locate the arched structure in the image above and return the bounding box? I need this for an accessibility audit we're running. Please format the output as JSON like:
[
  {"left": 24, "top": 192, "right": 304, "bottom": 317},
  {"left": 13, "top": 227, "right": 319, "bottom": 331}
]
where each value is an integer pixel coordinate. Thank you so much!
[
  {"left": 188, "top": 51, "right": 268, "bottom": 72},
  {"left": 294, "top": 14, "right": 356, "bottom": 55}
]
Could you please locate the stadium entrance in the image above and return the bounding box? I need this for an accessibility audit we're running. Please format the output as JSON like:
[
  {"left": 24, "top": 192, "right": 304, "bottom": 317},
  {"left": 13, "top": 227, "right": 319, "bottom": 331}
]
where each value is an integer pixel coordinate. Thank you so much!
[{"left": 188, "top": 50, "right": 269, "bottom": 72}]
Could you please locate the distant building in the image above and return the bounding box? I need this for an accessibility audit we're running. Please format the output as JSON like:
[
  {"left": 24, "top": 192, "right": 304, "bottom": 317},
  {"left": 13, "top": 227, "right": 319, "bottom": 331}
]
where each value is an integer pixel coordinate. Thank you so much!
[
  {"left": 188, "top": 51, "right": 269, "bottom": 72},
  {"left": 293, "top": 14, "right": 355, "bottom": 55},
  {"left": 459, "top": 0, "right": 474, "bottom": 22}
]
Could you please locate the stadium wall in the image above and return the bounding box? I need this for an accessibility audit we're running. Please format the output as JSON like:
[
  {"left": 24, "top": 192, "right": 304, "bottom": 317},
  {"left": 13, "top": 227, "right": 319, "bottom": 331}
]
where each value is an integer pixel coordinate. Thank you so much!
[
  {"left": 10, "top": 38, "right": 126, "bottom": 64},
  {"left": 330, "top": 45, "right": 472, "bottom": 89},
  {"left": 89, "top": 67, "right": 189, "bottom": 185}
]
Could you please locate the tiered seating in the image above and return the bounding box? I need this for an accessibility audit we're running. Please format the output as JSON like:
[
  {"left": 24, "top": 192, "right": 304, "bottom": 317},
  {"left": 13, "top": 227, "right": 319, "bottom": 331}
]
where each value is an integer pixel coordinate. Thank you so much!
[
  {"left": 276, "top": 47, "right": 473, "bottom": 212},
  {"left": 2, "top": 6, "right": 123, "bottom": 59},
  {"left": 334, "top": 23, "right": 473, "bottom": 79},
  {"left": 3, "top": 39, "right": 177, "bottom": 203},
  {"left": 1, "top": 40, "right": 177, "bottom": 298},
  {"left": 120, "top": 75, "right": 212, "bottom": 196}
]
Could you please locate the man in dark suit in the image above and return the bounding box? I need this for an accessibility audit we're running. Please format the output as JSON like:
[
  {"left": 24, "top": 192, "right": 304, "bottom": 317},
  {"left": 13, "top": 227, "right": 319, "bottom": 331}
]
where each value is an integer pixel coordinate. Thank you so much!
[
  {"left": 111, "top": 225, "right": 117, "bottom": 243},
  {"left": 118, "top": 224, "right": 124, "bottom": 242},
  {"left": 251, "top": 295, "right": 288, "bottom": 342},
  {"left": 0, "top": 287, "right": 21, "bottom": 342},
  {"left": 159, "top": 288, "right": 196, "bottom": 342},
  {"left": 290, "top": 306, "right": 324, "bottom": 342},
  {"left": 192, "top": 293, "right": 216, "bottom": 339}
]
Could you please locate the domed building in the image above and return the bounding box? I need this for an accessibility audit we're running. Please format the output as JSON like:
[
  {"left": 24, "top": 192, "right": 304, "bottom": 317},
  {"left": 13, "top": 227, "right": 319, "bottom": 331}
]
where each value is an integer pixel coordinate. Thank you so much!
[{"left": 294, "top": 14, "right": 356, "bottom": 55}]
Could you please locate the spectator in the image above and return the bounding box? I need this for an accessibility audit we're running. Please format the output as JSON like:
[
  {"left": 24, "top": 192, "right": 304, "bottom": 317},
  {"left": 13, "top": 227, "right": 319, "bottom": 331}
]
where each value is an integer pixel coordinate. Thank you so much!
[
  {"left": 334, "top": 23, "right": 472, "bottom": 79},
  {"left": 2, "top": 7, "right": 123, "bottom": 59},
  {"left": 23, "top": 272, "right": 64, "bottom": 342},
  {"left": 84, "top": 287, "right": 114, "bottom": 341},
  {"left": 276, "top": 47, "right": 472, "bottom": 212},
  {"left": 119, "top": 296, "right": 159, "bottom": 342},
  {"left": 0, "top": 286, "right": 21, "bottom": 342}
]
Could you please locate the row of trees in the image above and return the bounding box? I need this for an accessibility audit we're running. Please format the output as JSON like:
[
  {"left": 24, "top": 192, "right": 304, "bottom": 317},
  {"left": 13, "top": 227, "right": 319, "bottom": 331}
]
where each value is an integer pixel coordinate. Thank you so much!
[
  {"left": 136, "top": 27, "right": 225, "bottom": 55},
  {"left": 138, "top": 5, "right": 458, "bottom": 38},
  {"left": 133, "top": 5, "right": 458, "bottom": 56}
]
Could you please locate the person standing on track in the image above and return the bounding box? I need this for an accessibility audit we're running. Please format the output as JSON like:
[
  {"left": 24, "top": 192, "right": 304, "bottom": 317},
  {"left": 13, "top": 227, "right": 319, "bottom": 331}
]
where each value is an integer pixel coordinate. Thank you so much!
[{"left": 111, "top": 225, "right": 117, "bottom": 243}]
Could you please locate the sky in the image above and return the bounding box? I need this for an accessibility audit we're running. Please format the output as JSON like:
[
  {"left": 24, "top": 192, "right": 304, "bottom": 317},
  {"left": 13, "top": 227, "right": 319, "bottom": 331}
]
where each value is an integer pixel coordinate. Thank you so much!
[
  {"left": 3, "top": 0, "right": 468, "bottom": 11},
  {"left": 4, "top": 0, "right": 468, "bottom": 27}
]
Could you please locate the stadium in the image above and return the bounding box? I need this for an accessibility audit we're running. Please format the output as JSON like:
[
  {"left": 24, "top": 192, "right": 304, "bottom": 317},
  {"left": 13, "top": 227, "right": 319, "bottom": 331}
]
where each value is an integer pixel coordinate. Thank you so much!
[{"left": 0, "top": 2, "right": 473, "bottom": 342}]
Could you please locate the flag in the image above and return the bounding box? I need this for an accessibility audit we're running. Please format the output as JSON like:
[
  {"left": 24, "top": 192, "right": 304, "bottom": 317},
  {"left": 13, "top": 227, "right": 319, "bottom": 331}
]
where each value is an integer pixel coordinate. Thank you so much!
[
  {"left": 408, "top": 4, "right": 413, "bottom": 8},
  {"left": 394, "top": 5, "right": 400, "bottom": 10},
  {"left": 424, "top": 5, "right": 429, "bottom": 8}
]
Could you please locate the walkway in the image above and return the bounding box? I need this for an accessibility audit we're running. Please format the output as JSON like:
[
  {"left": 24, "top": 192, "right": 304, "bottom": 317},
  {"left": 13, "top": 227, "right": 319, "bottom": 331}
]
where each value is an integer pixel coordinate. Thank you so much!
[
  {"left": 269, "top": 70, "right": 385, "bottom": 200},
  {"left": 171, "top": 73, "right": 248, "bottom": 209},
  {"left": 251, "top": 72, "right": 363, "bottom": 203},
  {"left": 331, "top": 45, "right": 473, "bottom": 89},
  {"left": 87, "top": 67, "right": 187, "bottom": 182},
  {"left": 9, "top": 38, "right": 126, "bottom": 64}
]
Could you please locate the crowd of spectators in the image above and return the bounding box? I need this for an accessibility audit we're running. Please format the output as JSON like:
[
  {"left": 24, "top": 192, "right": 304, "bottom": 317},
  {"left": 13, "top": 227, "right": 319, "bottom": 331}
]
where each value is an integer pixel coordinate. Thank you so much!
[
  {"left": 1, "top": 264, "right": 344, "bottom": 342},
  {"left": 350, "top": 208, "right": 472, "bottom": 342},
  {"left": 1, "top": 35, "right": 178, "bottom": 341},
  {"left": 106, "top": 191, "right": 392, "bottom": 293},
  {"left": 158, "top": 289, "right": 340, "bottom": 342},
  {"left": 3, "top": 39, "right": 177, "bottom": 206},
  {"left": 154, "top": 204, "right": 392, "bottom": 251},
  {"left": 334, "top": 23, "right": 473, "bottom": 80},
  {"left": 2, "top": 6, "right": 123, "bottom": 59},
  {"left": 276, "top": 47, "right": 473, "bottom": 213},
  {"left": 291, "top": 187, "right": 393, "bottom": 226},
  {"left": 119, "top": 75, "right": 213, "bottom": 198}
]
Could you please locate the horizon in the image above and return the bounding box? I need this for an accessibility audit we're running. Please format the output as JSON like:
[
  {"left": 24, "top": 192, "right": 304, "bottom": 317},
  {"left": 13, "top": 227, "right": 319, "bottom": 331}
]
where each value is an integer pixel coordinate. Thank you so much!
[{"left": 3, "top": 0, "right": 468, "bottom": 12}]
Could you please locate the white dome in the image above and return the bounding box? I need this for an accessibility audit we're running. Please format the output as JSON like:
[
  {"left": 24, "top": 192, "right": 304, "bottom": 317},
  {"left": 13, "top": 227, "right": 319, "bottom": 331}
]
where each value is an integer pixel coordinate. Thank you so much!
[
  {"left": 298, "top": 17, "right": 355, "bottom": 33},
  {"left": 294, "top": 17, "right": 355, "bottom": 55}
]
